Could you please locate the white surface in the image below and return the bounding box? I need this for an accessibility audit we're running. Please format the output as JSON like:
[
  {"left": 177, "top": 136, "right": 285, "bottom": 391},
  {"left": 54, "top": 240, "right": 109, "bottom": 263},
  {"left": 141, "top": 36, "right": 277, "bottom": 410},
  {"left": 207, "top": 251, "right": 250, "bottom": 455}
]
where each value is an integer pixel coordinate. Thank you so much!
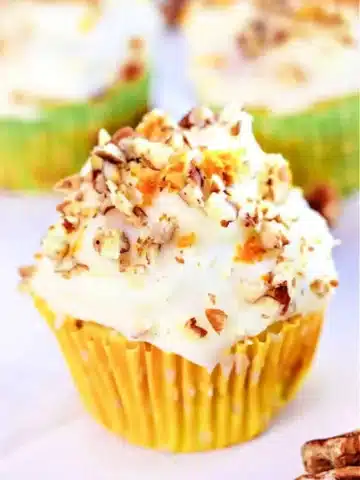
[{"left": 0, "top": 31, "right": 359, "bottom": 480}]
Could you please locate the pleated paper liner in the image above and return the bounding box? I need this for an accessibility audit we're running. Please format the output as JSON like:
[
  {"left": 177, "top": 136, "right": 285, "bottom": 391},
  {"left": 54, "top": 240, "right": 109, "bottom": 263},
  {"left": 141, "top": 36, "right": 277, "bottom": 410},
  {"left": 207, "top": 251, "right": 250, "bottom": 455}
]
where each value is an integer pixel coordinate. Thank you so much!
[
  {"left": 251, "top": 94, "right": 360, "bottom": 198},
  {"left": 0, "top": 73, "right": 149, "bottom": 191},
  {"left": 33, "top": 295, "right": 324, "bottom": 452}
]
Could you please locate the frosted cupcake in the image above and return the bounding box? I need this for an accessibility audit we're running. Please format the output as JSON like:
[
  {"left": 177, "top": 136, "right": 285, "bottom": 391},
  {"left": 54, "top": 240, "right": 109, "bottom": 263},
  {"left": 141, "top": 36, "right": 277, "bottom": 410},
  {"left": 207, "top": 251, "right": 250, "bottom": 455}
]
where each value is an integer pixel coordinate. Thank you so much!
[
  {"left": 184, "top": 0, "right": 359, "bottom": 221},
  {"left": 21, "top": 105, "right": 338, "bottom": 451},
  {"left": 0, "top": 0, "right": 159, "bottom": 190}
]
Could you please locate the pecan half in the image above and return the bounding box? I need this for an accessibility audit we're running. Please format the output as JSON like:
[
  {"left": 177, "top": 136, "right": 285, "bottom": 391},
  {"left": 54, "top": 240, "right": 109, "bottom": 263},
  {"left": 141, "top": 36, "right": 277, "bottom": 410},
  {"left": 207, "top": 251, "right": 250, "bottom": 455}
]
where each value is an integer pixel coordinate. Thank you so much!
[{"left": 302, "top": 431, "right": 360, "bottom": 475}]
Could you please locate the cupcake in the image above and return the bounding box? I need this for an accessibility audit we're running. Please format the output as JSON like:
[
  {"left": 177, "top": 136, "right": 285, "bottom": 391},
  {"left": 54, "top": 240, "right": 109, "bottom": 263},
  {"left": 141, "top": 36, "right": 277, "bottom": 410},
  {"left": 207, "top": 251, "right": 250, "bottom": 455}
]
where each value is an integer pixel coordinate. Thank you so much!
[
  {"left": 0, "top": 0, "right": 159, "bottom": 190},
  {"left": 184, "top": 0, "right": 359, "bottom": 220},
  {"left": 20, "top": 105, "right": 338, "bottom": 452}
]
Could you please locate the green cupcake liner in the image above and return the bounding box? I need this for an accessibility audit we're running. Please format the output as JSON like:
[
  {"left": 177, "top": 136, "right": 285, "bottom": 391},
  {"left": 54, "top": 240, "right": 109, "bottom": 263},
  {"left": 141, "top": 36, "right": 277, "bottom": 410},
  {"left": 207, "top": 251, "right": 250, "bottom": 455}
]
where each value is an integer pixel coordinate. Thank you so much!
[
  {"left": 250, "top": 94, "right": 360, "bottom": 198},
  {"left": 0, "top": 73, "right": 150, "bottom": 190}
]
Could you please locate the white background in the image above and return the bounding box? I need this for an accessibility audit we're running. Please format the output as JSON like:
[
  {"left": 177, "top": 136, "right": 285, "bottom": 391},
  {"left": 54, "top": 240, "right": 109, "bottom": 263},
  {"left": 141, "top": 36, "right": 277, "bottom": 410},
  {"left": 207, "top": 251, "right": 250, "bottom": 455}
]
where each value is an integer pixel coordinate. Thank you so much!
[{"left": 0, "top": 31, "right": 359, "bottom": 480}]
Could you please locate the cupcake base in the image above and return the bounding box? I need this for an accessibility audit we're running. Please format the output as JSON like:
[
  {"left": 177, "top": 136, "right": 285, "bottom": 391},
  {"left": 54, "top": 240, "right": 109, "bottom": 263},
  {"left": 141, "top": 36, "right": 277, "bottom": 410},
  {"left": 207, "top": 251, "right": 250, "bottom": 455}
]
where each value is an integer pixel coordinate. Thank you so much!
[
  {"left": 0, "top": 73, "right": 149, "bottom": 190},
  {"left": 250, "top": 94, "right": 359, "bottom": 198},
  {"left": 34, "top": 295, "right": 323, "bottom": 452}
]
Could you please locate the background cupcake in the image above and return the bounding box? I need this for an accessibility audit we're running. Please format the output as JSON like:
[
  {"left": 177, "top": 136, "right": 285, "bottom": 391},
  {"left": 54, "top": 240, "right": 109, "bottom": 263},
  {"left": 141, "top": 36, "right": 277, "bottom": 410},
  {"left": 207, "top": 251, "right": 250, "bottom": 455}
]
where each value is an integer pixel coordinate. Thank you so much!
[
  {"left": 21, "top": 106, "right": 338, "bottom": 452},
  {"left": 184, "top": 0, "right": 359, "bottom": 222},
  {"left": 0, "top": 0, "right": 159, "bottom": 190}
]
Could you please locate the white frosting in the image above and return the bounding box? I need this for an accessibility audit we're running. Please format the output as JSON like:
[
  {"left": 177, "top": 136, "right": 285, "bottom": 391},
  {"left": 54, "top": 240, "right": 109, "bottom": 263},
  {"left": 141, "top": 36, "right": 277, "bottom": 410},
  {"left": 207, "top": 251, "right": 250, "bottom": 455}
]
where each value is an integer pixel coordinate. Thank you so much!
[
  {"left": 0, "top": 0, "right": 159, "bottom": 118},
  {"left": 30, "top": 108, "right": 338, "bottom": 369},
  {"left": 185, "top": 3, "right": 360, "bottom": 112}
]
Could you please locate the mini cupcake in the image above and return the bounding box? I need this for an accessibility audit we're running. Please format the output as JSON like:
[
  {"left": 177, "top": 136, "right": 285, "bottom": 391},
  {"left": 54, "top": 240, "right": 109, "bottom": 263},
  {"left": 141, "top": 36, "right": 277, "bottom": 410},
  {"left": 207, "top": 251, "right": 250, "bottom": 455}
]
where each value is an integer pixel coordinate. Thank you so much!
[
  {"left": 184, "top": 0, "right": 359, "bottom": 219},
  {"left": 21, "top": 105, "right": 338, "bottom": 452},
  {"left": 0, "top": 0, "right": 159, "bottom": 190}
]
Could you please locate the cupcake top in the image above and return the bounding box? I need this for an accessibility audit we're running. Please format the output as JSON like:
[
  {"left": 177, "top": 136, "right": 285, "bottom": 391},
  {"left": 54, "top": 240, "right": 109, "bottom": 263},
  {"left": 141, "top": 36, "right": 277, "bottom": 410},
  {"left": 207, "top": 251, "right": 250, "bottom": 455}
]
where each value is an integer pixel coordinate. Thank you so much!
[
  {"left": 0, "top": 0, "right": 159, "bottom": 118},
  {"left": 185, "top": 0, "right": 359, "bottom": 112},
  {"left": 24, "top": 106, "right": 338, "bottom": 369}
]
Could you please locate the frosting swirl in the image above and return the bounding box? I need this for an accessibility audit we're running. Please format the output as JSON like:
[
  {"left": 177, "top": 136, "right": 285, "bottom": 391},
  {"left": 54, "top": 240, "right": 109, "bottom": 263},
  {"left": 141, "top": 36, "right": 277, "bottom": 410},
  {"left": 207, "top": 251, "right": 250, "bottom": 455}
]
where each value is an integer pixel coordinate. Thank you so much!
[{"left": 25, "top": 106, "right": 338, "bottom": 369}]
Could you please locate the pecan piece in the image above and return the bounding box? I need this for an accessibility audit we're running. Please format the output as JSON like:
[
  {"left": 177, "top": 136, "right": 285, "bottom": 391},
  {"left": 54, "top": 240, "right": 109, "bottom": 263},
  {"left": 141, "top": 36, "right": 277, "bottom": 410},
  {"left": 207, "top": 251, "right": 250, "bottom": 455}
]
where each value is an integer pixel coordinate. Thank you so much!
[
  {"left": 205, "top": 308, "right": 227, "bottom": 334},
  {"left": 266, "top": 281, "right": 291, "bottom": 314},
  {"left": 302, "top": 431, "right": 360, "bottom": 475},
  {"left": 185, "top": 318, "right": 208, "bottom": 338},
  {"left": 54, "top": 174, "right": 82, "bottom": 193}
]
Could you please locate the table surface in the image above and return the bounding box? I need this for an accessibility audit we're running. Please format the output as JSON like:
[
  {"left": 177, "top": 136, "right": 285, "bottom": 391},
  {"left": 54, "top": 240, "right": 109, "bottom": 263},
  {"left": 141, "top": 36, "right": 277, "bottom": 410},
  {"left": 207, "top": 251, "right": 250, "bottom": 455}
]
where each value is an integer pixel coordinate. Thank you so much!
[{"left": 0, "top": 31, "right": 359, "bottom": 480}]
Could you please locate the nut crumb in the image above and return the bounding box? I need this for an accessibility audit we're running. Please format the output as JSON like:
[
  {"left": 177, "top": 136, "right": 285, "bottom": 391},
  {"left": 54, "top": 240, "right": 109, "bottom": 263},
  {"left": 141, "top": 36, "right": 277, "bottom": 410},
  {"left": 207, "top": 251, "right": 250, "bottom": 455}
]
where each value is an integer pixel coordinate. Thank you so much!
[
  {"left": 205, "top": 308, "right": 227, "bottom": 334},
  {"left": 185, "top": 317, "right": 208, "bottom": 338}
]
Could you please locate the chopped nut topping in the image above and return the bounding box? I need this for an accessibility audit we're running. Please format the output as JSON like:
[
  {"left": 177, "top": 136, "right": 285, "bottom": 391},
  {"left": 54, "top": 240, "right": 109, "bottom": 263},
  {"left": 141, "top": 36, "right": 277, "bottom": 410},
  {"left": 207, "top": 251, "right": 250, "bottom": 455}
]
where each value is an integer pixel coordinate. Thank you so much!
[
  {"left": 54, "top": 174, "right": 82, "bottom": 193},
  {"left": 98, "top": 128, "right": 111, "bottom": 147},
  {"left": 208, "top": 293, "right": 217, "bottom": 305},
  {"left": 205, "top": 308, "right": 227, "bottom": 334},
  {"left": 266, "top": 281, "right": 291, "bottom": 314},
  {"left": 152, "top": 214, "right": 178, "bottom": 244},
  {"left": 310, "top": 279, "right": 331, "bottom": 298},
  {"left": 93, "top": 172, "right": 107, "bottom": 194},
  {"left": 185, "top": 317, "right": 208, "bottom": 338},
  {"left": 93, "top": 227, "right": 130, "bottom": 260},
  {"left": 54, "top": 258, "right": 89, "bottom": 279},
  {"left": 175, "top": 256, "right": 184, "bottom": 264},
  {"left": 177, "top": 232, "right": 196, "bottom": 248},
  {"left": 112, "top": 126, "right": 135, "bottom": 144},
  {"left": 179, "top": 106, "right": 215, "bottom": 129},
  {"left": 18, "top": 265, "right": 35, "bottom": 280},
  {"left": 42, "top": 225, "right": 69, "bottom": 261},
  {"left": 93, "top": 143, "right": 125, "bottom": 164},
  {"left": 62, "top": 216, "right": 80, "bottom": 234},
  {"left": 260, "top": 221, "right": 289, "bottom": 250},
  {"left": 236, "top": 16, "right": 290, "bottom": 59},
  {"left": 301, "top": 430, "right": 360, "bottom": 477}
]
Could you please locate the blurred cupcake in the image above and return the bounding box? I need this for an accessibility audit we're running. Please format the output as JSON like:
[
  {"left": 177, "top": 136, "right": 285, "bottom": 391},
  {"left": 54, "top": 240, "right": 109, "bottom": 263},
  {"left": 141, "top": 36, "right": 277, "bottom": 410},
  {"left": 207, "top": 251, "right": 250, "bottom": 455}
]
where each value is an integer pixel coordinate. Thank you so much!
[
  {"left": 184, "top": 0, "right": 359, "bottom": 221},
  {"left": 0, "top": 0, "right": 159, "bottom": 190},
  {"left": 21, "top": 105, "right": 338, "bottom": 452}
]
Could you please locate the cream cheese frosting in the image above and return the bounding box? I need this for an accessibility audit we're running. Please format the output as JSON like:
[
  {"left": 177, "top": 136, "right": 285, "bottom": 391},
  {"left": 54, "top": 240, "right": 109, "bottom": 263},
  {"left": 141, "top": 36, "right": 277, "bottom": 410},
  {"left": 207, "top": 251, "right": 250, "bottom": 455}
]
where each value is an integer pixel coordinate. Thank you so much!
[
  {"left": 0, "top": 0, "right": 159, "bottom": 118},
  {"left": 184, "top": 1, "right": 360, "bottom": 112},
  {"left": 25, "top": 106, "right": 338, "bottom": 369}
]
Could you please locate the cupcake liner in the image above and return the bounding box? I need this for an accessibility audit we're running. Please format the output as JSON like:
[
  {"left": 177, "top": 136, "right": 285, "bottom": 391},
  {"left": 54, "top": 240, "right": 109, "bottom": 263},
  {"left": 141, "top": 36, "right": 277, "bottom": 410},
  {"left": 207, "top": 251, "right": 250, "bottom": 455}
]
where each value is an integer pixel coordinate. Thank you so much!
[
  {"left": 0, "top": 73, "right": 149, "bottom": 191},
  {"left": 251, "top": 94, "right": 360, "bottom": 198},
  {"left": 33, "top": 295, "right": 323, "bottom": 452}
]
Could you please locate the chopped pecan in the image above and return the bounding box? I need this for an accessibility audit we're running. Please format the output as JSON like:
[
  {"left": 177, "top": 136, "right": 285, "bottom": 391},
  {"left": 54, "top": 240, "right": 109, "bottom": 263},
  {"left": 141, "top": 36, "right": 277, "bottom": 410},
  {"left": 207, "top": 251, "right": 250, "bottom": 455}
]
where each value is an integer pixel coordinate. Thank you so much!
[
  {"left": 266, "top": 281, "right": 291, "bottom": 314},
  {"left": 152, "top": 214, "right": 177, "bottom": 244},
  {"left": 93, "top": 143, "right": 126, "bottom": 164},
  {"left": 179, "top": 106, "right": 215, "bottom": 129},
  {"left": 62, "top": 216, "right": 80, "bottom": 234},
  {"left": 208, "top": 293, "right": 216, "bottom": 305},
  {"left": 98, "top": 128, "right": 111, "bottom": 147},
  {"left": 54, "top": 174, "right": 82, "bottom": 193},
  {"left": 93, "top": 227, "right": 130, "bottom": 259},
  {"left": 185, "top": 318, "right": 208, "bottom": 338},
  {"left": 302, "top": 431, "right": 360, "bottom": 475},
  {"left": 112, "top": 126, "right": 135, "bottom": 144},
  {"left": 18, "top": 265, "right": 35, "bottom": 280},
  {"left": 310, "top": 279, "right": 331, "bottom": 298},
  {"left": 205, "top": 308, "right": 227, "bottom": 334}
]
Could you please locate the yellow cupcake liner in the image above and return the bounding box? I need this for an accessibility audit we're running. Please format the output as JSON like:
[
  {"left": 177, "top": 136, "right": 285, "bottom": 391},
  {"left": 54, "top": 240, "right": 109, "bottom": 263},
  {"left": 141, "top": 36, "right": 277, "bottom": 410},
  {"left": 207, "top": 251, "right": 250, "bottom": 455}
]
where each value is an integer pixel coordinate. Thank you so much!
[{"left": 34, "top": 295, "right": 323, "bottom": 452}]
